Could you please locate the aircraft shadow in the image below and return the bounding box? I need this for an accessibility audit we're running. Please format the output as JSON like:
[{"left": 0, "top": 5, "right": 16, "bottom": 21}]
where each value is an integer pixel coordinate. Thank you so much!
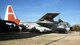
[{"left": 0, "top": 32, "right": 47, "bottom": 41}]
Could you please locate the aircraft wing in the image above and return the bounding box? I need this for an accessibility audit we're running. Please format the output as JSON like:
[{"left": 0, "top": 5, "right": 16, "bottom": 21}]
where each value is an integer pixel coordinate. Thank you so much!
[{"left": 38, "top": 13, "right": 59, "bottom": 22}]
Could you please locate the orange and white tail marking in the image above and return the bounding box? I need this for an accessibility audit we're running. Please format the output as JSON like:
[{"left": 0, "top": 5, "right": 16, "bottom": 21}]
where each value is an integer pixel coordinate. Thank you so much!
[{"left": 4, "top": 5, "right": 20, "bottom": 25}]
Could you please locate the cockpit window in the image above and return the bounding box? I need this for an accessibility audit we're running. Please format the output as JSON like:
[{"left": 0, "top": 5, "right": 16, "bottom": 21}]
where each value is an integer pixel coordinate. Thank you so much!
[
  {"left": 6, "top": 22, "right": 16, "bottom": 27},
  {"left": 66, "top": 23, "right": 71, "bottom": 27},
  {"left": 6, "top": 22, "right": 12, "bottom": 25}
]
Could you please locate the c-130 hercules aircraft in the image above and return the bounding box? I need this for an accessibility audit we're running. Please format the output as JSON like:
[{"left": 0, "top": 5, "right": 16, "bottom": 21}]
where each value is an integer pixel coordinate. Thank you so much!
[{"left": 26, "top": 13, "right": 72, "bottom": 33}]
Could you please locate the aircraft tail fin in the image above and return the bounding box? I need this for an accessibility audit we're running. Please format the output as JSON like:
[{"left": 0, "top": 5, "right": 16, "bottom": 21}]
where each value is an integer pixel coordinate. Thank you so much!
[
  {"left": 4, "top": 5, "right": 20, "bottom": 25},
  {"left": 38, "top": 13, "right": 59, "bottom": 22}
]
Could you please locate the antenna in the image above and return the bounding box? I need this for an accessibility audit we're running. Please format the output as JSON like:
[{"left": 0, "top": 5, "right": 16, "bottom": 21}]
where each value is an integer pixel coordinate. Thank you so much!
[{"left": 59, "top": 15, "right": 60, "bottom": 19}]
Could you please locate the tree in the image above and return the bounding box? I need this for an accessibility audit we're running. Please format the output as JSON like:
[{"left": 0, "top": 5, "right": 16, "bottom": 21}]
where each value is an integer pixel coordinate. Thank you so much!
[{"left": 71, "top": 24, "right": 80, "bottom": 31}]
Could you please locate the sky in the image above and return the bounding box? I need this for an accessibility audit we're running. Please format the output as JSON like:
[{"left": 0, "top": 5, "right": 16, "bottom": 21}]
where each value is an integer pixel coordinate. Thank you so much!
[{"left": 0, "top": 0, "right": 80, "bottom": 26}]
